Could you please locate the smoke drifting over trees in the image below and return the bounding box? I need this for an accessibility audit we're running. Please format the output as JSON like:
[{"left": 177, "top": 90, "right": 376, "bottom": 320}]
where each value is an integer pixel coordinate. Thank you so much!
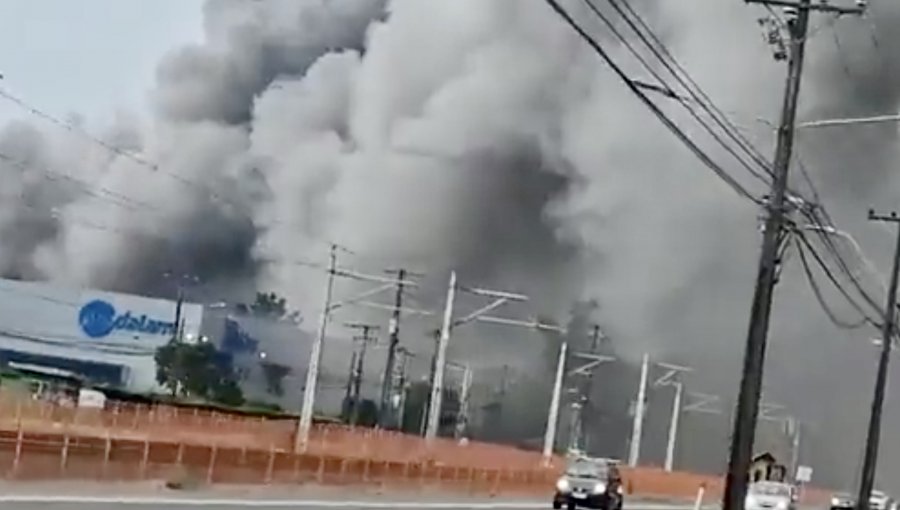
[{"left": 2, "top": 0, "right": 900, "bottom": 488}]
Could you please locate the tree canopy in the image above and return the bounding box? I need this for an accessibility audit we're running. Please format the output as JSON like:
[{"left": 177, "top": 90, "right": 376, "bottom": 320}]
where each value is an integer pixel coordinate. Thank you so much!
[
  {"left": 232, "top": 291, "right": 301, "bottom": 324},
  {"left": 155, "top": 340, "right": 245, "bottom": 407}
]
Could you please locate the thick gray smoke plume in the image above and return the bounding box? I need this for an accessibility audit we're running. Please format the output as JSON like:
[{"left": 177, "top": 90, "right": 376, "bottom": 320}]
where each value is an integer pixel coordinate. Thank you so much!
[{"left": 3, "top": 0, "right": 900, "bottom": 488}]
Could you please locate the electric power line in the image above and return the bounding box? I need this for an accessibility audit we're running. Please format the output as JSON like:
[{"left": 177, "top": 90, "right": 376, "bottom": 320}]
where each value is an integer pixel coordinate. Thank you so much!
[
  {"left": 799, "top": 207, "right": 885, "bottom": 320},
  {"left": 793, "top": 232, "right": 871, "bottom": 329},
  {"left": 597, "top": 0, "right": 776, "bottom": 183},
  {"left": 542, "top": 0, "right": 761, "bottom": 204},
  {"left": 550, "top": 0, "right": 882, "bottom": 330},
  {"left": 793, "top": 226, "right": 881, "bottom": 325},
  {"left": 0, "top": 149, "right": 161, "bottom": 213},
  {"left": 0, "top": 86, "right": 369, "bottom": 263},
  {"left": 788, "top": 148, "right": 883, "bottom": 318}
]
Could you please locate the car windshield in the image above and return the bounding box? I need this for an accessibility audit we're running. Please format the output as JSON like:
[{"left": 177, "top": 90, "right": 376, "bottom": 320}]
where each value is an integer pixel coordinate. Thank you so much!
[
  {"left": 750, "top": 483, "right": 791, "bottom": 497},
  {"left": 566, "top": 460, "right": 607, "bottom": 479}
]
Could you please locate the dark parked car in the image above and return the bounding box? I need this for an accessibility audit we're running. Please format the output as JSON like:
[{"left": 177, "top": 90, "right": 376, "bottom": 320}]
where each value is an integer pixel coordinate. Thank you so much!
[{"left": 552, "top": 457, "right": 624, "bottom": 510}]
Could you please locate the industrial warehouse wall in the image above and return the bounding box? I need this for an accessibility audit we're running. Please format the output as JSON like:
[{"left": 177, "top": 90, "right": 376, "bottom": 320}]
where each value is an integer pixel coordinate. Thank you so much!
[{"left": 0, "top": 278, "right": 203, "bottom": 392}]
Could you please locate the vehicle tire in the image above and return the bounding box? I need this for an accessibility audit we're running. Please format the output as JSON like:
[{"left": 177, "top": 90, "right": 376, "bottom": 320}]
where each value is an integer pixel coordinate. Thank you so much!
[
  {"left": 567, "top": 501, "right": 577, "bottom": 510},
  {"left": 553, "top": 501, "right": 562, "bottom": 510}
]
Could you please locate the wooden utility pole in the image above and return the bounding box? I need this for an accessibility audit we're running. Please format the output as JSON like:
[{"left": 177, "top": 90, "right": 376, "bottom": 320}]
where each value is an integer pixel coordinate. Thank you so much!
[
  {"left": 378, "top": 268, "right": 406, "bottom": 427},
  {"left": 343, "top": 349, "right": 358, "bottom": 418},
  {"left": 378, "top": 269, "right": 422, "bottom": 427},
  {"left": 346, "top": 323, "right": 379, "bottom": 426},
  {"left": 856, "top": 210, "right": 900, "bottom": 510},
  {"left": 724, "top": 2, "right": 863, "bottom": 509}
]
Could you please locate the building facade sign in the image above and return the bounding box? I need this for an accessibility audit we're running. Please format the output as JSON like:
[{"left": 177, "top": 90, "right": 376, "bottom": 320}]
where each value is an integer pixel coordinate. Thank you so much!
[{"left": 0, "top": 278, "right": 203, "bottom": 392}]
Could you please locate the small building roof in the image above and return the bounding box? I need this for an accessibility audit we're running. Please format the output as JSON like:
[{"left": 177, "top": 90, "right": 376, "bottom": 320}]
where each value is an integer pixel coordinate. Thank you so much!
[{"left": 752, "top": 452, "right": 779, "bottom": 463}]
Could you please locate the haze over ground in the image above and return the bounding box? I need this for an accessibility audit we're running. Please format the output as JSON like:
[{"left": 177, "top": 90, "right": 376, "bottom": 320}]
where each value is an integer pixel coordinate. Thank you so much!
[{"left": 2, "top": 0, "right": 900, "bottom": 490}]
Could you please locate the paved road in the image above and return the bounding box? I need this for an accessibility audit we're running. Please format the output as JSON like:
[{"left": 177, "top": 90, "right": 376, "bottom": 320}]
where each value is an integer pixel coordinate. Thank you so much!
[{"left": 0, "top": 495, "right": 701, "bottom": 510}]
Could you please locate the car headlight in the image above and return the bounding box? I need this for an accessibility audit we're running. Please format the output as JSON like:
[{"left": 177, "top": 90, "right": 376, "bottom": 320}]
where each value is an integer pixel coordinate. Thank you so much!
[
  {"left": 556, "top": 478, "right": 570, "bottom": 492},
  {"left": 832, "top": 498, "right": 841, "bottom": 507},
  {"left": 776, "top": 500, "right": 788, "bottom": 509},
  {"left": 593, "top": 482, "right": 607, "bottom": 494},
  {"left": 746, "top": 495, "right": 757, "bottom": 507}
]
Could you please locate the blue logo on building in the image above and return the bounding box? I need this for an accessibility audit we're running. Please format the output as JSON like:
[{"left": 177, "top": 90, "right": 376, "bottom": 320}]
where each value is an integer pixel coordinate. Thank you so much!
[{"left": 78, "top": 299, "right": 176, "bottom": 339}]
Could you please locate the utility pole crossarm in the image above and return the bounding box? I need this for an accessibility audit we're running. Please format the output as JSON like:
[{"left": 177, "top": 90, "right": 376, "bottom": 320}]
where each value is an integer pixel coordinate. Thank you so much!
[
  {"left": 333, "top": 268, "right": 421, "bottom": 287},
  {"left": 567, "top": 355, "right": 615, "bottom": 377},
  {"left": 683, "top": 392, "right": 722, "bottom": 414},
  {"left": 457, "top": 285, "right": 528, "bottom": 302},
  {"left": 797, "top": 114, "right": 900, "bottom": 129},
  {"left": 572, "top": 352, "right": 616, "bottom": 361},
  {"left": 744, "top": 0, "right": 865, "bottom": 15},
  {"left": 474, "top": 315, "right": 567, "bottom": 333},
  {"left": 653, "top": 362, "right": 693, "bottom": 388},
  {"left": 452, "top": 297, "right": 510, "bottom": 328},
  {"left": 356, "top": 301, "right": 436, "bottom": 316},
  {"left": 345, "top": 322, "right": 381, "bottom": 333},
  {"left": 869, "top": 210, "right": 900, "bottom": 223},
  {"left": 327, "top": 283, "right": 395, "bottom": 313}
]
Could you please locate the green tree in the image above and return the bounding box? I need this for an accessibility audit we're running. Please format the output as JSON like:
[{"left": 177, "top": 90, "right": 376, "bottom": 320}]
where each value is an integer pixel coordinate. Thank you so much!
[
  {"left": 235, "top": 291, "right": 300, "bottom": 324},
  {"left": 155, "top": 340, "right": 245, "bottom": 407},
  {"left": 260, "top": 362, "right": 291, "bottom": 397},
  {"left": 154, "top": 340, "right": 181, "bottom": 396}
]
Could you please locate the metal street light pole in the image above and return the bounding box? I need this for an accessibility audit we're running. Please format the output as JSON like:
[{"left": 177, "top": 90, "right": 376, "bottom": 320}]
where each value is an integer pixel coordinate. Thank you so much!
[
  {"left": 652, "top": 361, "right": 693, "bottom": 472},
  {"left": 425, "top": 271, "right": 457, "bottom": 441},
  {"left": 295, "top": 251, "right": 420, "bottom": 452},
  {"left": 544, "top": 341, "right": 568, "bottom": 464},
  {"left": 567, "top": 347, "right": 616, "bottom": 453},
  {"left": 628, "top": 353, "right": 650, "bottom": 467},
  {"left": 296, "top": 244, "right": 337, "bottom": 453},
  {"left": 666, "top": 381, "right": 684, "bottom": 472},
  {"left": 423, "top": 276, "right": 532, "bottom": 442}
]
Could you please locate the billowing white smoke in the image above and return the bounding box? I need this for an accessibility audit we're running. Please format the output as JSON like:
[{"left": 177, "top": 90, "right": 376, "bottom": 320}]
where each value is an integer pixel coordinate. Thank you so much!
[{"left": 3, "top": 0, "right": 900, "bottom": 486}]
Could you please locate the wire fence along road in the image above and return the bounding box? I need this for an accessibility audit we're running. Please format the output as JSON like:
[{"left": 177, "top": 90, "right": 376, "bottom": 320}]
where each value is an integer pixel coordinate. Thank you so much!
[
  {"left": 0, "top": 428, "right": 563, "bottom": 497},
  {"left": 0, "top": 426, "right": 783, "bottom": 503},
  {"left": 0, "top": 393, "right": 554, "bottom": 470},
  {"left": 0, "top": 393, "right": 834, "bottom": 503},
  {"left": 0, "top": 394, "right": 295, "bottom": 450},
  {"left": 0, "top": 495, "right": 708, "bottom": 510}
]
